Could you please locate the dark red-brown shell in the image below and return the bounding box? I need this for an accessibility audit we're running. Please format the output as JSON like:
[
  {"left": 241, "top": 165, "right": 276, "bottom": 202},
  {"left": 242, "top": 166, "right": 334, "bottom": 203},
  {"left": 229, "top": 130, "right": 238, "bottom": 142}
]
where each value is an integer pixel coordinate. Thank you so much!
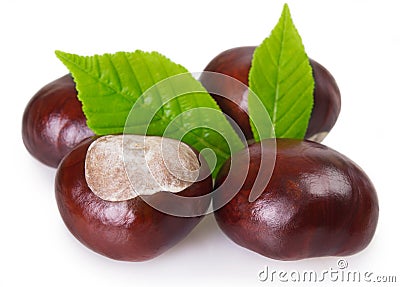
[
  {"left": 55, "top": 137, "right": 213, "bottom": 261},
  {"left": 22, "top": 74, "right": 94, "bottom": 167},
  {"left": 200, "top": 46, "right": 341, "bottom": 142},
  {"left": 214, "top": 138, "right": 378, "bottom": 260}
]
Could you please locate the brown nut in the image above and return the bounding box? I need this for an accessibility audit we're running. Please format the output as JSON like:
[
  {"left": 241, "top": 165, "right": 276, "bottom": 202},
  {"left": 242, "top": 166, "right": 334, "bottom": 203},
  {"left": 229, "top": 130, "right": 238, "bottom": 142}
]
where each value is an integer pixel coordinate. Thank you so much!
[
  {"left": 55, "top": 135, "right": 213, "bottom": 261},
  {"left": 213, "top": 138, "right": 378, "bottom": 260},
  {"left": 199, "top": 46, "right": 341, "bottom": 142},
  {"left": 22, "top": 74, "right": 94, "bottom": 167}
]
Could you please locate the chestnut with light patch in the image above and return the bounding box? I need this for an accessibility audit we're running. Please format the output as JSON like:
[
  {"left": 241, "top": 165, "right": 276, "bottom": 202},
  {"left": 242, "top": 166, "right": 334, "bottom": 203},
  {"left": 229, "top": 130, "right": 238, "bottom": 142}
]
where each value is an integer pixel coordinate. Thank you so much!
[{"left": 55, "top": 135, "right": 212, "bottom": 261}]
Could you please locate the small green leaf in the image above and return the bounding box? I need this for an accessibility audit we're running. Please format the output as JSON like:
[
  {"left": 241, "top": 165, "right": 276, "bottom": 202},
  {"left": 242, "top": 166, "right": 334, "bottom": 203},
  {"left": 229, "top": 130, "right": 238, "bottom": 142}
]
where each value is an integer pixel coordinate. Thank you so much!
[
  {"left": 55, "top": 50, "right": 243, "bottom": 177},
  {"left": 248, "top": 3, "right": 314, "bottom": 141}
]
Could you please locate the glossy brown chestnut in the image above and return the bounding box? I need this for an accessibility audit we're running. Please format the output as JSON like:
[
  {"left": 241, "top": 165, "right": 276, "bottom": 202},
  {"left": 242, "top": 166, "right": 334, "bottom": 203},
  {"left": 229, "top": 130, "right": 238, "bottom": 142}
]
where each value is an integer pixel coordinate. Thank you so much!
[
  {"left": 213, "top": 139, "right": 378, "bottom": 260},
  {"left": 22, "top": 74, "right": 94, "bottom": 167},
  {"left": 199, "top": 46, "right": 341, "bottom": 142},
  {"left": 55, "top": 137, "right": 213, "bottom": 261}
]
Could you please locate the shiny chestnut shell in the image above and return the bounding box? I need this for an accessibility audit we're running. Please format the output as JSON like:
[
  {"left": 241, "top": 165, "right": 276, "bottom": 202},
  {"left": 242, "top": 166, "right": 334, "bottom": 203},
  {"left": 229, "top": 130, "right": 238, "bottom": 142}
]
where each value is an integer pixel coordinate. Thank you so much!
[
  {"left": 55, "top": 137, "right": 213, "bottom": 261},
  {"left": 213, "top": 139, "right": 378, "bottom": 260},
  {"left": 22, "top": 74, "right": 94, "bottom": 167},
  {"left": 200, "top": 46, "right": 341, "bottom": 142}
]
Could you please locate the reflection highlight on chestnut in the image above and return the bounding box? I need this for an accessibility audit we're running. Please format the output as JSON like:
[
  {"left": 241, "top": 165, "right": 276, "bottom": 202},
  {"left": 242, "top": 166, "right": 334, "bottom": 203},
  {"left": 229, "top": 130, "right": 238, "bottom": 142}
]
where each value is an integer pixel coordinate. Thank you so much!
[
  {"left": 199, "top": 46, "right": 341, "bottom": 142},
  {"left": 55, "top": 135, "right": 212, "bottom": 261},
  {"left": 213, "top": 138, "right": 378, "bottom": 260},
  {"left": 22, "top": 74, "right": 94, "bottom": 167}
]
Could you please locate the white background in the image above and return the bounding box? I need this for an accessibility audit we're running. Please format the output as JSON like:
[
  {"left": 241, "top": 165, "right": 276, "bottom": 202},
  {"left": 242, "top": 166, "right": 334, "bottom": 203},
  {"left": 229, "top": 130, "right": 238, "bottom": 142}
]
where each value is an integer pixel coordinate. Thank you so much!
[{"left": 2, "top": 0, "right": 399, "bottom": 286}]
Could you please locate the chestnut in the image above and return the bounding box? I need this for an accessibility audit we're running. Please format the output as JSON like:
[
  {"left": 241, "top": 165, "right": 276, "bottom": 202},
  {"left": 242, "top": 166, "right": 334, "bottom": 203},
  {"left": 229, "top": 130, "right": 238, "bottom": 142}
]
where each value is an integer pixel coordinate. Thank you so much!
[
  {"left": 213, "top": 138, "right": 378, "bottom": 260},
  {"left": 55, "top": 134, "right": 212, "bottom": 261},
  {"left": 199, "top": 46, "right": 341, "bottom": 142},
  {"left": 22, "top": 74, "right": 94, "bottom": 167}
]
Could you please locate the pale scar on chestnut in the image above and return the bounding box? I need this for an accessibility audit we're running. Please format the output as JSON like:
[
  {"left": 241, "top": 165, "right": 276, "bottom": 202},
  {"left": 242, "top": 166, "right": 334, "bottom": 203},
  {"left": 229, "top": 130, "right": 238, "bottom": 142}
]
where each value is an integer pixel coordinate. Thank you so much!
[{"left": 85, "top": 135, "right": 201, "bottom": 202}]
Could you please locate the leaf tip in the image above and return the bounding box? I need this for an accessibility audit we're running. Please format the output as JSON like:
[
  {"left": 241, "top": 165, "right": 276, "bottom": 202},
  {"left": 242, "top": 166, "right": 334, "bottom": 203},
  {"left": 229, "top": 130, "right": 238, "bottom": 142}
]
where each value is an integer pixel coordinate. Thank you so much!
[
  {"left": 283, "top": 3, "right": 289, "bottom": 10},
  {"left": 282, "top": 3, "right": 290, "bottom": 14},
  {"left": 280, "top": 3, "right": 294, "bottom": 24},
  {"left": 54, "top": 50, "right": 67, "bottom": 60}
]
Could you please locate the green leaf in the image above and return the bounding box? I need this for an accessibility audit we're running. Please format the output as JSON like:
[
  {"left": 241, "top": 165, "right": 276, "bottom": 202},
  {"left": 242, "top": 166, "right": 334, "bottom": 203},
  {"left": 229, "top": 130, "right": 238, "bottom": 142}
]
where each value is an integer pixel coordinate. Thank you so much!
[
  {"left": 55, "top": 50, "right": 243, "bottom": 177},
  {"left": 248, "top": 3, "right": 314, "bottom": 141}
]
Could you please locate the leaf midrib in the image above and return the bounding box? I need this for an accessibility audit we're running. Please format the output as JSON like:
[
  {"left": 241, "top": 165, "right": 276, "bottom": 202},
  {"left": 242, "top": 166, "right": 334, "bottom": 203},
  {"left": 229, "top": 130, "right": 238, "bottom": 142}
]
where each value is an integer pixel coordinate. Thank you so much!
[{"left": 272, "top": 8, "right": 288, "bottom": 128}]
